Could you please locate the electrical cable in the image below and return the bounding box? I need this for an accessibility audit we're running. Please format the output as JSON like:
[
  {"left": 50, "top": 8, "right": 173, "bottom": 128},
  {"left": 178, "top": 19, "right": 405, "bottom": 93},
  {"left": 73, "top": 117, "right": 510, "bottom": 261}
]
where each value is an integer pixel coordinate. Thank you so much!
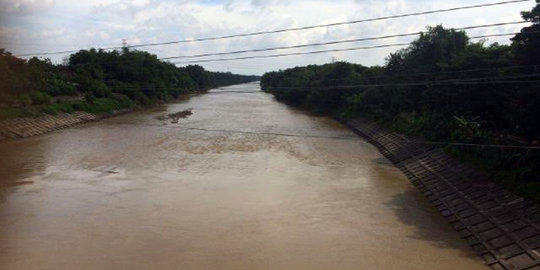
[
  {"left": 161, "top": 21, "right": 528, "bottom": 60},
  {"left": 14, "top": 0, "right": 532, "bottom": 57},
  {"left": 172, "top": 32, "right": 533, "bottom": 64},
  {"left": 121, "top": 122, "right": 540, "bottom": 149}
]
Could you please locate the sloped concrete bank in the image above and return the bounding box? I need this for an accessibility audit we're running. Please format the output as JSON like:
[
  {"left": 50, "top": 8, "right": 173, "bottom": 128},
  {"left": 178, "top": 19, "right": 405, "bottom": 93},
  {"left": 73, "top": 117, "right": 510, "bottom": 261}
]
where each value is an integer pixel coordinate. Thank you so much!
[
  {"left": 347, "top": 118, "right": 540, "bottom": 270},
  {"left": 0, "top": 110, "right": 129, "bottom": 141}
]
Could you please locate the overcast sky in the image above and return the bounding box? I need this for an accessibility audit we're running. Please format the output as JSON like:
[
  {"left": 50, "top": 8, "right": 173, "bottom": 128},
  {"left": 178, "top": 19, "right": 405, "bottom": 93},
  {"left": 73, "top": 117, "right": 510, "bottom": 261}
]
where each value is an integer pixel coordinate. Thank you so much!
[{"left": 0, "top": 0, "right": 535, "bottom": 75}]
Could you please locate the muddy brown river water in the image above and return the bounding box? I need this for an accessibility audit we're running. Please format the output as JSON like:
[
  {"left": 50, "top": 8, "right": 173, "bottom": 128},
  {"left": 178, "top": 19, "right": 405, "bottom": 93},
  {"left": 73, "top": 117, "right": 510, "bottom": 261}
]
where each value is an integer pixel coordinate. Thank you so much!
[{"left": 0, "top": 83, "right": 487, "bottom": 270}]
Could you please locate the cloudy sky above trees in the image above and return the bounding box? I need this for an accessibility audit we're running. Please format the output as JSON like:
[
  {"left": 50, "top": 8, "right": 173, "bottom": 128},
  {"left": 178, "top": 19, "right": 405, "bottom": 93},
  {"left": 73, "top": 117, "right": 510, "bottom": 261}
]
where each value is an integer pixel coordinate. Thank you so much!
[{"left": 0, "top": 0, "right": 535, "bottom": 75}]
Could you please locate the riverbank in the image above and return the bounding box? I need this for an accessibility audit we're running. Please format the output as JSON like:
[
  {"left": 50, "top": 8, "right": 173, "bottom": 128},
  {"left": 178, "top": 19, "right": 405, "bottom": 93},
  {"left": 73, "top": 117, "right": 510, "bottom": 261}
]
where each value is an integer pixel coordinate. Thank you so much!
[
  {"left": 0, "top": 89, "right": 220, "bottom": 141},
  {"left": 347, "top": 118, "right": 540, "bottom": 270},
  {"left": 0, "top": 109, "right": 133, "bottom": 141}
]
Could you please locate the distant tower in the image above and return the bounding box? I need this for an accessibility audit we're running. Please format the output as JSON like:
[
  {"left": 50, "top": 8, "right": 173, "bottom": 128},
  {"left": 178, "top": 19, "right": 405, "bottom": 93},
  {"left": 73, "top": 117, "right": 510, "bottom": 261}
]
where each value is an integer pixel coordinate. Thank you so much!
[
  {"left": 122, "top": 39, "right": 128, "bottom": 48},
  {"left": 331, "top": 56, "right": 337, "bottom": 63}
]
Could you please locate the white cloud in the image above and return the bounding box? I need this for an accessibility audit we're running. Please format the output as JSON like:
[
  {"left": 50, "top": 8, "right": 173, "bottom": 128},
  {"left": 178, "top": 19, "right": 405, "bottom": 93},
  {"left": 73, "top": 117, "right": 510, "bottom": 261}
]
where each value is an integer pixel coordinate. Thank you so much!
[
  {"left": 0, "top": 0, "right": 56, "bottom": 16},
  {"left": 0, "top": 0, "right": 536, "bottom": 75}
]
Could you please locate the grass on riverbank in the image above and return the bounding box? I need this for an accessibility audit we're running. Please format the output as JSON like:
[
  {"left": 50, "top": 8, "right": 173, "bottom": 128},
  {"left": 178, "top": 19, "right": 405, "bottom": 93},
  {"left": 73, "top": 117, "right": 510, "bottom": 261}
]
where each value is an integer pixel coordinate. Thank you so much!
[{"left": 0, "top": 95, "right": 136, "bottom": 120}]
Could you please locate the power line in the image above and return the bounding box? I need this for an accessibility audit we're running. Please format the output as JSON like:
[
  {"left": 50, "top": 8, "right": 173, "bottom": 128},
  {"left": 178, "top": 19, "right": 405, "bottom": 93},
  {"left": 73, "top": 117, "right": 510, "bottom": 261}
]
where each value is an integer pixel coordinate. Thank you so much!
[
  {"left": 216, "top": 80, "right": 540, "bottom": 89},
  {"left": 63, "top": 24, "right": 530, "bottom": 67},
  {"left": 101, "top": 77, "right": 540, "bottom": 95},
  {"left": 124, "top": 123, "right": 540, "bottom": 149},
  {"left": 142, "top": 124, "right": 361, "bottom": 140},
  {"left": 259, "top": 73, "right": 540, "bottom": 90},
  {"left": 218, "top": 65, "right": 540, "bottom": 88},
  {"left": 101, "top": 80, "right": 540, "bottom": 95},
  {"left": 307, "top": 65, "right": 540, "bottom": 82},
  {"left": 408, "top": 140, "right": 540, "bottom": 150},
  {"left": 171, "top": 43, "right": 408, "bottom": 64},
  {"left": 172, "top": 32, "right": 529, "bottom": 64},
  {"left": 221, "top": 80, "right": 540, "bottom": 90},
  {"left": 453, "top": 79, "right": 540, "bottom": 84},
  {"left": 66, "top": 43, "right": 407, "bottom": 67},
  {"left": 103, "top": 73, "right": 540, "bottom": 91},
  {"left": 104, "top": 65, "right": 539, "bottom": 91},
  {"left": 161, "top": 21, "right": 528, "bottom": 60},
  {"left": 14, "top": 0, "right": 532, "bottom": 57}
]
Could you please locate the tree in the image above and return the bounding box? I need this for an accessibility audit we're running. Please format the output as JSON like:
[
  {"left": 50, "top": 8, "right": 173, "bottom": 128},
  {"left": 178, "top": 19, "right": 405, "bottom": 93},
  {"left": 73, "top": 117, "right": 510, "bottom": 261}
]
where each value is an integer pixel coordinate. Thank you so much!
[
  {"left": 512, "top": 0, "right": 540, "bottom": 65},
  {"left": 386, "top": 26, "right": 469, "bottom": 73}
]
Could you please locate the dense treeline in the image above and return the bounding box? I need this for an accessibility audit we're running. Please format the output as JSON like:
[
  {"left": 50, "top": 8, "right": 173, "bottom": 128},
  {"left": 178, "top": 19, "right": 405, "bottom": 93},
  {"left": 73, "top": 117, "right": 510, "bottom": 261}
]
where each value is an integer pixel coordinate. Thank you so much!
[
  {"left": 0, "top": 47, "right": 258, "bottom": 118},
  {"left": 262, "top": 2, "right": 540, "bottom": 199}
]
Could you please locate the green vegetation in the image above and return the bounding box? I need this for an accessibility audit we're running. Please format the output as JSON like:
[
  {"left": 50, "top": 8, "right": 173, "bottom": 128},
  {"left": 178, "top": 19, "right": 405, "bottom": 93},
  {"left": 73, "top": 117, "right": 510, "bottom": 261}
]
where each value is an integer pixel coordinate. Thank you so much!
[
  {"left": 261, "top": 1, "right": 540, "bottom": 200},
  {"left": 0, "top": 47, "right": 258, "bottom": 118}
]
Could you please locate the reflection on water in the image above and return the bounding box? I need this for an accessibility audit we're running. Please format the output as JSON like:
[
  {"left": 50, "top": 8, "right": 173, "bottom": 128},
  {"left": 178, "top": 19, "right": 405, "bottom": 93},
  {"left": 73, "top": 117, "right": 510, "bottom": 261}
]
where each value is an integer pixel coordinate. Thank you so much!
[{"left": 0, "top": 83, "right": 487, "bottom": 270}]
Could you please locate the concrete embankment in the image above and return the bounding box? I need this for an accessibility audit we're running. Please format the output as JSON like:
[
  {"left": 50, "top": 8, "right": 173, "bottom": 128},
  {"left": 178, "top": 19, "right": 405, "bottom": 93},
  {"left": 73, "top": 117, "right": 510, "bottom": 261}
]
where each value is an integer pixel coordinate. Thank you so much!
[
  {"left": 0, "top": 110, "right": 128, "bottom": 141},
  {"left": 347, "top": 118, "right": 540, "bottom": 270}
]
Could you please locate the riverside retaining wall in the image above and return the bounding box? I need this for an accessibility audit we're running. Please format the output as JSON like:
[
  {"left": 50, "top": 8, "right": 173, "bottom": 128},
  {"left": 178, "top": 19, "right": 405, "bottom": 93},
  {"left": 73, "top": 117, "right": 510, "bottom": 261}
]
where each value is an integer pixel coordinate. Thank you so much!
[
  {"left": 347, "top": 118, "right": 540, "bottom": 270},
  {"left": 0, "top": 111, "right": 100, "bottom": 140}
]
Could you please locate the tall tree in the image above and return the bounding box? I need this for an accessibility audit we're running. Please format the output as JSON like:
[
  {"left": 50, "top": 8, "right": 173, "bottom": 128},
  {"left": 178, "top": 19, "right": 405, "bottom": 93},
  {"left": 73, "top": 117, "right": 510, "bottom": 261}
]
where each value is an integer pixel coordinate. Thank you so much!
[{"left": 512, "top": 0, "right": 540, "bottom": 65}]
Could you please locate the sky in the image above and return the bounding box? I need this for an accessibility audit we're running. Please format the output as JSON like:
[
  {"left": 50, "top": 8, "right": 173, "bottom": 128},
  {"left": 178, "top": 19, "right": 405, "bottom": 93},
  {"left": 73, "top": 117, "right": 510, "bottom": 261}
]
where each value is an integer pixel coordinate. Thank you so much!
[{"left": 0, "top": 0, "right": 536, "bottom": 75}]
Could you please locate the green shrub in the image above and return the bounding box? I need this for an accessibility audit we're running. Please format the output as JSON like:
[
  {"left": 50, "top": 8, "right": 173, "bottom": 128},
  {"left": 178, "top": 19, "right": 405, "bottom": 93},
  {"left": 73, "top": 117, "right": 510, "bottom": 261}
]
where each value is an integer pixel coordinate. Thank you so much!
[
  {"left": 46, "top": 74, "right": 77, "bottom": 96},
  {"left": 0, "top": 107, "right": 30, "bottom": 119},
  {"left": 130, "top": 91, "right": 152, "bottom": 105},
  {"left": 41, "top": 102, "right": 75, "bottom": 115},
  {"left": 391, "top": 112, "right": 431, "bottom": 137},
  {"left": 29, "top": 91, "right": 51, "bottom": 105},
  {"left": 77, "top": 76, "right": 111, "bottom": 98},
  {"left": 17, "top": 94, "right": 32, "bottom": 107},
  {"left": 450, "top": 116, "right": 487, "bottom": 143},
  {"left": 111, "top": 94, "right": 135, "bottom": 108},
  {"left": 73, "top": 97, "right": 132, "bottom": 114}
]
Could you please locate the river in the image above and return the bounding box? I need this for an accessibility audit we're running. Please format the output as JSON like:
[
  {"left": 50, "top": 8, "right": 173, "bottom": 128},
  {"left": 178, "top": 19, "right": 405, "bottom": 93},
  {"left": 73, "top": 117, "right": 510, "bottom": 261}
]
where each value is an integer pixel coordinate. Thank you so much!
[{"left": 0, "top": 82, "right": 486, "bottom": 270}]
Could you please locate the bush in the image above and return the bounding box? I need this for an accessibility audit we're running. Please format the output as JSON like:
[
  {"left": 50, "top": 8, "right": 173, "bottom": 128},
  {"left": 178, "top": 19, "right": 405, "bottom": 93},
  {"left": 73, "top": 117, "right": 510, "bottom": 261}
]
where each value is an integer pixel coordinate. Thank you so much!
[
  {"left": 17, "top": 94, "right": 32, "bottom": 107},
  {"left": 77, "top": 76, "right": 111, "bottom": 98},
  {"left": 46, "top": 74, "right": 77, "bottom": 96},
  {"left": 111, "top": 93, "right": 135, "bottom": 108},
  {"left": 450, "top": 116, "right": 487, "bottom": 143},
  {"left": 391, "top": 112, "right": 432, "bottom": 137},
  {"left": 29, "top": 91, "right": 51, "bottom": 105},
  {"left": 130, "top": 91, "right": 152, "bottom": 105},
  {"left": 41, "top": 102, "right": 75, "bottom": 115},
  {"left": 0, "top": 107, "right": 31, "bottom": 119},
  {"left": 73, "top": 97, "right": 132, "bottom": 114}
]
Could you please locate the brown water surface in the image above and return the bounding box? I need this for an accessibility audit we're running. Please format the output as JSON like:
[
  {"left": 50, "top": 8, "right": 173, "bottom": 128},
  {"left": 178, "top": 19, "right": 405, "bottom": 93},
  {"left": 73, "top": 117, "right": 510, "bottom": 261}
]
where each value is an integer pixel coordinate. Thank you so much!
[{"left": 0, "top": 83, "right": 487, "bottom": 270}]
